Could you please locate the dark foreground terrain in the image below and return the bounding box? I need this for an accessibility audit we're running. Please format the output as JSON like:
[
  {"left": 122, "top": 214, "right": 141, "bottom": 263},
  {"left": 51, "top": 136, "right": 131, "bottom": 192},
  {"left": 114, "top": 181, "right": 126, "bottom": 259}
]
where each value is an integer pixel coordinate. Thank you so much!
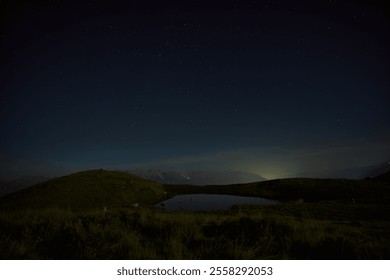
[{"left": 0, "top": 169, "right": 389, "bottom": 259}]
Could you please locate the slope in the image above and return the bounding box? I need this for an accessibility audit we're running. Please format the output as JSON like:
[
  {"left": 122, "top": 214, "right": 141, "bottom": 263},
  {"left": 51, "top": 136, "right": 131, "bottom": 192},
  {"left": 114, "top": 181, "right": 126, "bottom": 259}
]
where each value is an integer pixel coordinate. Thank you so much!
[{"left": 0, "top": 169, "right": 167, "bottom": 210}]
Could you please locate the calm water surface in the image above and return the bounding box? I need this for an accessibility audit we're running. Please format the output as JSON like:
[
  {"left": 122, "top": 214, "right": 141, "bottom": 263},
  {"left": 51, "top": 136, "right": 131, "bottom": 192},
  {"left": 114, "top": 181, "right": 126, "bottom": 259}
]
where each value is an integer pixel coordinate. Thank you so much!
[{"left": 155, "top": 194, "right": 278, "bottom": 211}]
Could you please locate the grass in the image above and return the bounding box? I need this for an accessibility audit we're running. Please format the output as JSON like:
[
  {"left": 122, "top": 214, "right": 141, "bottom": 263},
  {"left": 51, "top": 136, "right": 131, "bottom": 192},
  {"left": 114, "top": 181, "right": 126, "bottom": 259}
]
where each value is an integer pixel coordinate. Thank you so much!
[
  {"left": 1, "top": 205, "right": 389, "bottom": 259},
  {"left": 0, "top": 169, "right": 168, "bottom": 210},
  {"left": 0, "top": 169, "right": 389, "bottom": 259}
]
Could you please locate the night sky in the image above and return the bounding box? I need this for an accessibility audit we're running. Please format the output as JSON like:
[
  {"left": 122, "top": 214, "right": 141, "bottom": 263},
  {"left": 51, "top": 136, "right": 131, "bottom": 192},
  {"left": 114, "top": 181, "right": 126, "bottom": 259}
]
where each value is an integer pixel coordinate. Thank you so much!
[{"left": 1, "top": 0, "right": 389, "bottom": 180}]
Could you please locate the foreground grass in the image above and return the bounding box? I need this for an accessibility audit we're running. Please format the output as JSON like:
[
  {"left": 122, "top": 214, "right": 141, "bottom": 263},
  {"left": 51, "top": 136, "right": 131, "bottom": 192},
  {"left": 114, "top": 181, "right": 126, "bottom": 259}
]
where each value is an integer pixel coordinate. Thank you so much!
[{"left": 1, "top": 202, "right": 389, "bottom": 259}]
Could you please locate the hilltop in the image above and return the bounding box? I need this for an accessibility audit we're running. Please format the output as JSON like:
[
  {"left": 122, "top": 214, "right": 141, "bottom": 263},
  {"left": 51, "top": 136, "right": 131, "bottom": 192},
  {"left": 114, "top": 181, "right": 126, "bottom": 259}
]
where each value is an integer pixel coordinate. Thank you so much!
[{"left": 0, "top": 169, "right": 167, "bottom": 210}]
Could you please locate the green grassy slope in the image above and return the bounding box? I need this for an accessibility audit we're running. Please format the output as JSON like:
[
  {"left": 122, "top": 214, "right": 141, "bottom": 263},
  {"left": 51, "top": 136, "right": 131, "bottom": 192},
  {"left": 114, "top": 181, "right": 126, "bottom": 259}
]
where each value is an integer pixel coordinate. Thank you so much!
[{"left": 0, "top": 169, "right": 167, "bottom": 210}]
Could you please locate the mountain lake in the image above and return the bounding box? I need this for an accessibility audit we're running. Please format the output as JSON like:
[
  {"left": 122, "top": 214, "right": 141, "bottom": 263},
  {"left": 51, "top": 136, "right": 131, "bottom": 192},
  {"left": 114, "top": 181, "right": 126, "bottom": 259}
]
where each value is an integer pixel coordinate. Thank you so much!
[{"left": 155, "top": 194, "right": 279, "bottom": 211}]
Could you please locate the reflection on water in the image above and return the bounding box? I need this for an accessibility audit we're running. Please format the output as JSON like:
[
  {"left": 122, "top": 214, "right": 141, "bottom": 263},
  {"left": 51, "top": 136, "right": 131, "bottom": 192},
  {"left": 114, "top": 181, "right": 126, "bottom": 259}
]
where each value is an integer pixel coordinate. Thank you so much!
[{"left": 155, "top": 194, "right": 278, "bottom": 211}]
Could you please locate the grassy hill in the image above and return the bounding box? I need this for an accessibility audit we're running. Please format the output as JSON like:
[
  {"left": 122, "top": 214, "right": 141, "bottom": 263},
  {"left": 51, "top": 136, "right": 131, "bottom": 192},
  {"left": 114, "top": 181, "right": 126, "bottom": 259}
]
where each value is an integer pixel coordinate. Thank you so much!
[
  {"left": 372, "top": 170, "right": 390, "bottom": 182},
  {"left": 0, "top": 169, "right": 167, "bottom": 210},
  {"left": 0, "top": 169, "right": 389, "bottom": 259}
]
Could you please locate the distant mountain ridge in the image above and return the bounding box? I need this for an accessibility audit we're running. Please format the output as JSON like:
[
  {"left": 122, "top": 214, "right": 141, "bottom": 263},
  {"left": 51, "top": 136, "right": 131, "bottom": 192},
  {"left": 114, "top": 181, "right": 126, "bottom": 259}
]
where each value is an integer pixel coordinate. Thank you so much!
[{"left": 127, "top": 169, "right": 266, "bottom": 185}]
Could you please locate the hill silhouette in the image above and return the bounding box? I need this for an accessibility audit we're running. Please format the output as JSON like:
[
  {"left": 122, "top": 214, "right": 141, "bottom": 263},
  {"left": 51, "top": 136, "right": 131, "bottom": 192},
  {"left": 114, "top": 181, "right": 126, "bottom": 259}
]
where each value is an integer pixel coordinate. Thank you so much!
[
  {"left": 371, "top": 170, "right": 390, "bottom": 182},
  {"left": 0, "top": 169, "right": 167, "bottom": 210}
]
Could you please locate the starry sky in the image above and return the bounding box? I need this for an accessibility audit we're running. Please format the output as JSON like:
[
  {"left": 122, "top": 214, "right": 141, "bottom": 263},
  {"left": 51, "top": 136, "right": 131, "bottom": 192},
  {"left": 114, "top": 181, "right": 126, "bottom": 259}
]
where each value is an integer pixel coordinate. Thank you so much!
[{"left": 1, "top": 0, "right": 389, "bottom": 180}]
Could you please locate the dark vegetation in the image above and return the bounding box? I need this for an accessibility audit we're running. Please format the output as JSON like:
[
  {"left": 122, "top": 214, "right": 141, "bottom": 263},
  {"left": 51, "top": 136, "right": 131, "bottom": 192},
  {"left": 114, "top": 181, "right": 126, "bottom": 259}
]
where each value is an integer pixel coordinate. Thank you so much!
[{"left": 0, "top": 169, "right": 389, "bottom": 259}]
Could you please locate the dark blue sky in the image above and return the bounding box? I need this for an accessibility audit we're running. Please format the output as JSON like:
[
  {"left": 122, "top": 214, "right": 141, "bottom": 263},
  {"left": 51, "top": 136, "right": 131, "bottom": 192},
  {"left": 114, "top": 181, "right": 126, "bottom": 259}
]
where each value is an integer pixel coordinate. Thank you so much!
[{"left": 1, "top": 0, "right": 389, "bottom": 179}]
